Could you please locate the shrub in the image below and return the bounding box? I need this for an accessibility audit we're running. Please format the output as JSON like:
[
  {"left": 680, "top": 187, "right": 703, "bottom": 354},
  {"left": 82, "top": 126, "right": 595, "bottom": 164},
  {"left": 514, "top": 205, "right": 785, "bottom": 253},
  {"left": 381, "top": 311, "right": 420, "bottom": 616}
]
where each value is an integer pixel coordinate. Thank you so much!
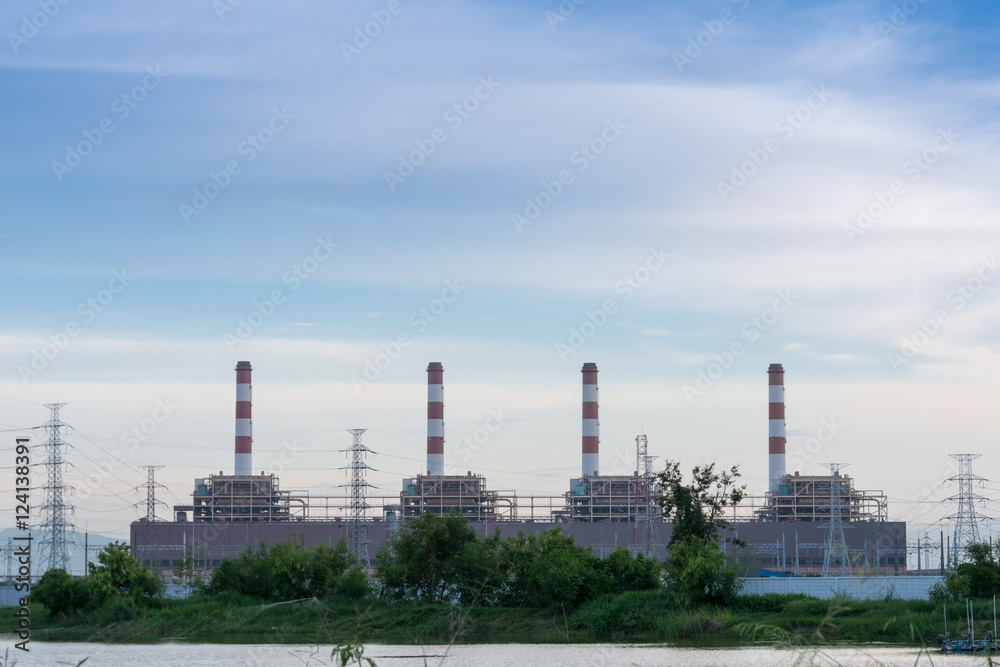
[{"left": 32, "top": 569, "right": 88, "bottom": 617}]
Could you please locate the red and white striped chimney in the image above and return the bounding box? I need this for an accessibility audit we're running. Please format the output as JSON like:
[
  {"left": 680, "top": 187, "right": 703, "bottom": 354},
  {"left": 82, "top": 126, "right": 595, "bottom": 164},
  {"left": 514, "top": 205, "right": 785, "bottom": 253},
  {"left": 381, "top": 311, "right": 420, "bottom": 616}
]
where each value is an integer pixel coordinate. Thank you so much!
[
  {"left": 235, "top": 361, "right": 252, "bottom": 476},
  {"left": 427, "top": 362, "right": 444, "bottom": 476},
  {"left": 582, "top": 362, "right": 599, "bottom": 477},
  {"left": 768, "top": 363, "right": 786, "bottom": 493}
]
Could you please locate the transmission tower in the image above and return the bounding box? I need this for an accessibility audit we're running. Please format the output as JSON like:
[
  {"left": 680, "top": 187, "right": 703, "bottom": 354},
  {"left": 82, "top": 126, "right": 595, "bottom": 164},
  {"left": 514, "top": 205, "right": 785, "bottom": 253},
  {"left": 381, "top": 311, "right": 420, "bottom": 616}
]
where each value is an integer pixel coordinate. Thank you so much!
[
  {"left": 136, "top": 465, "right": 168, "bottom": 522},
  {"left": 38, "top": 403, "right": 76, "bottom": 575},
  {"left": 947, "top": 453, "right": 988, "bottom": 564},
  {"left": 822, "top": 463, "right": 851, "bottom": 577},
  {"left": 632, "top": 434, "right": 657, "bottom": 557},
  {"left": 340, "top": 429, "right": 376, "bottom": 569},
  {"left": 134, "top": 466, "right": 168, "bottom": 568}
]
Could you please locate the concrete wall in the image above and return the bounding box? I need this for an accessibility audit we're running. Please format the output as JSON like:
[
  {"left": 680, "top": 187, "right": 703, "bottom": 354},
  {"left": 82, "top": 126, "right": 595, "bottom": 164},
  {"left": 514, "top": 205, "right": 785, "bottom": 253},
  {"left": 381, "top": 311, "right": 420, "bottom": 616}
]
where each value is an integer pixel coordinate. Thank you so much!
[
  {"left": 740, "top": 575, "right": 942, "bottom": 600},
  {"left": 0, "top": 585, "right": 25, "bottom": 607},
  {"left": 131, "top": 519, "right": 907, "bottom": 578}
]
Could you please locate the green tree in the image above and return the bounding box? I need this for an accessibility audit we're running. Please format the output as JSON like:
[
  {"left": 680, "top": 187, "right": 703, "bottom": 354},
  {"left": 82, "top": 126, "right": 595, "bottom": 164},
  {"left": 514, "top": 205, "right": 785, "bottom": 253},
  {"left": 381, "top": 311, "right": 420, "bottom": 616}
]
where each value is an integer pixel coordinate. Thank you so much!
[
  {"left": 598, "top": 548, "right": 662, "bottom": 593},
  {"left": 663, "top": 537, "right": 742, "bottom": 605},
  {"left": 88, "top": 541, "right": 163, "bottom": 607},
  {"left": 931, "top": 541, "right": 1000, "bottom": 601},
  {"left": 503, "top": 528, "right": 607, "bottom": 608},
  {"left": 654, "top": 460, "right": 746, "bottom": 546},
  {"left": 32, "top": 569, "right": 88, "bottom": 617},
  {"left": 207, "top": 537, "right": 367, "bottom": 601},
  {"left": 654, "top": 460, "right": 745, "bottom": 606},
  {"left": 376, "top": 511, "right": 478, "bottom": 603},
  {"left": 451, "top": 531, "right": 516, "bottom": 607}
]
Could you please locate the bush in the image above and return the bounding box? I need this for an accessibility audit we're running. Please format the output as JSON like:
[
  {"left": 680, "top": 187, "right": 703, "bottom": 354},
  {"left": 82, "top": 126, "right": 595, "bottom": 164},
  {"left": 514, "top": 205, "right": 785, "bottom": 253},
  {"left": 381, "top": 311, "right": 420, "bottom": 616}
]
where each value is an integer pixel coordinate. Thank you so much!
[
  {"left": 572, "top": 590, "right": 675, "bottom": 636},
  {"left": 664, "top": 538, "right": 742, "bottom": 606},
  {"left": 88, "top": 541, "right": 162, "bottom": 607},
  {"left": 598, "top": 548, "right": 662, "bottom": 593},
  {"left": 207, "top": 537, "right": 367, "bottom": 602},
  {"left": 729, "top": 593, "right": 810, "bottom": 613},
  {"left": 32, "top": 569, "right": 88, "bottom": 617},
  {"left": 99, "top": 597, "right": 137, "bottom": 623},
  {"left": 503, "top": 529, "right": 608, "bottom": 608},
  {"left": 376, "top": 512, "right": 478, "bottom": 603},
  {"left": 376, "top": 515, "right": 663, "bottom": 609}
]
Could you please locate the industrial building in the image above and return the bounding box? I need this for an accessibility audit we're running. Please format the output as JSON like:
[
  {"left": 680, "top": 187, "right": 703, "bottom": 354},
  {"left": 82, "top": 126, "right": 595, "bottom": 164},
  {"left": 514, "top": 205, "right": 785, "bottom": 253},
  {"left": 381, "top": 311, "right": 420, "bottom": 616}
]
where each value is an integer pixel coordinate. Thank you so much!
[
  {"left": 755, "top": 472, "right": 888, "bottom": 523},
  {"left": 752, "top": 363, "right": 888, "bottom": 523},
  {"left": 130, "top": 359, "right": 906, "bottom": 579},
  {"left": 187, "top": 473, "right": 291, "bottom": 523},
  {"left": 400, "top": 472, "right": 516, "bottom": 520},
  {"left": 169, "top": 362, "right": 295, "bottom": 524}
]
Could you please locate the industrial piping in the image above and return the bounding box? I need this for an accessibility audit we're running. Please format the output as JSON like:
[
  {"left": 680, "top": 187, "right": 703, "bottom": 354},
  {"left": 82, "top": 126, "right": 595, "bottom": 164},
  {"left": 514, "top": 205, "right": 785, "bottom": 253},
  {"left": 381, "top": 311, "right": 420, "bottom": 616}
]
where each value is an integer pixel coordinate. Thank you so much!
[
  {"left": 235, "top": 360, "right": 252, "bottom": 476},
  {"left": 427, "top": 362, "right": 444, "bottom": 476},
  {"left": 768, "top": 363, "right": 786, "bottom": 493},
  {"left": 582, "top": 362, "right": 599, "bottom": 477}
]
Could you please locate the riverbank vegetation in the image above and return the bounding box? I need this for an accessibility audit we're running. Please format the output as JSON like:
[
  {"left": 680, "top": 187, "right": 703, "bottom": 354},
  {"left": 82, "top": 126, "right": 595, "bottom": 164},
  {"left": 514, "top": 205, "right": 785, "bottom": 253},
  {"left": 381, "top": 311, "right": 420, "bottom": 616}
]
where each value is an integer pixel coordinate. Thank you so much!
[
  {"left": 2, "top": 588, "right": 984, "bottom": 647},
  {"left": 3, "top": 462, "right": 975, "bottom": 647},
  {"left": 5, "top": 514, "right": 962, "bottom": 647}
]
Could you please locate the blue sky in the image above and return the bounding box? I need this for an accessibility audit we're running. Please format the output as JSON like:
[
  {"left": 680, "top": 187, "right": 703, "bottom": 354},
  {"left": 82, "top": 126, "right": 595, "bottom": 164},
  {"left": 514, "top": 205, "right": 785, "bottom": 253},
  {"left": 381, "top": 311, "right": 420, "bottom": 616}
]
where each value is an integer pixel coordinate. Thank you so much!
[{"left": 2, "top": 0, "right": 999, "bottom": 553}]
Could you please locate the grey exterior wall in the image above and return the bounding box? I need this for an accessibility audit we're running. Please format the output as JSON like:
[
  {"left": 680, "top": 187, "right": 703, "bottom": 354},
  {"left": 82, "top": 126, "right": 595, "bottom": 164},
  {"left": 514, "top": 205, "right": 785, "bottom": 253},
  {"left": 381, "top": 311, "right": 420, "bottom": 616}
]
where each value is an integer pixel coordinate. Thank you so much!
[{"left": 131, "top": 519, "right": 906, "bottom": 577}]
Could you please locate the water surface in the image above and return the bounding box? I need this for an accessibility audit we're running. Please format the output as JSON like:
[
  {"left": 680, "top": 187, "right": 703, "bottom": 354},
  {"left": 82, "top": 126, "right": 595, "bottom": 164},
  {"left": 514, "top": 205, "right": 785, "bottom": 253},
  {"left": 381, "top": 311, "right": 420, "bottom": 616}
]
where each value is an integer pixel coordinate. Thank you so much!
[{"left": 6, "top": 640, "right": 978, "bottom": 666}]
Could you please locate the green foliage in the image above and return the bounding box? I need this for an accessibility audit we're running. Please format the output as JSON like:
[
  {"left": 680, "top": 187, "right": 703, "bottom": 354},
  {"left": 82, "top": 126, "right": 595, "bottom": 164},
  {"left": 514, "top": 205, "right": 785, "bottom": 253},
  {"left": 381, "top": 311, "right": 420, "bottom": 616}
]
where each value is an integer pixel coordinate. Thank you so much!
[
  {"left": 331, "top": 637, "right": 376, "bottom": 667},
  {"left": 503, "top": 528, "right": 606, "bottom": 608},
  {"left": 929, "top": 575, "right": 969, "bottom": 603},
  {"left": 206, "top": 537, "right": 367, "bottom": 602},
  {"left": 654, "top": 458, "right": 746, "bottom": 607},
  {"left": 375, "top": 514, "right": 661, "bottom": 610},
  {"left": 572, "top": 589, "right": 677, "bottom": 636},
  {"left": 32, "top": 569, "right": 88, "bottom": 617},
  {"left": 654, "top": 459, "right": 745, "bottom": 545},
  {"left": 598, "top": 548, "right": 662, "bottom": 593},
  {"left": 664, "top": 537, "right": 742, "bottom": 606},
  {"left": 729, "top": 593, "right": 811, "bottom": 613},
  {"left": 502, "top": 532, "right": 661, "bottom": 609},
  {"left": 34, "top": 543, "right": 161, "bottom": 617},
  {"left": 5, "top": 588, "right": 979, "bottom": 645},
  {"left": 450, "top": 531, "right": 518, "bottom": 606},
  {"left": 88, "top": 541, "right": 163, "bottom": 607},
  {"left": 930, "top": 541, "right": 1000, "bottom": 601},
  {"left": 96, "top": 596, "right": 138, "bottom": 623},
  {"left": 376, "top": 511, "right": 478, "bottom": 603}
]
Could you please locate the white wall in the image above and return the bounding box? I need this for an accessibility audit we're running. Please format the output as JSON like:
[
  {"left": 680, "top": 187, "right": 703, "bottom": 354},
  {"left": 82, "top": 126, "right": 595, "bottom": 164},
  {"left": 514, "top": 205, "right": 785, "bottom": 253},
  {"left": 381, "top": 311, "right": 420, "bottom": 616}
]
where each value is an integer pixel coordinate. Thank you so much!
[{"left": 741, "top": 575, "right": 942, "bottom": 600}]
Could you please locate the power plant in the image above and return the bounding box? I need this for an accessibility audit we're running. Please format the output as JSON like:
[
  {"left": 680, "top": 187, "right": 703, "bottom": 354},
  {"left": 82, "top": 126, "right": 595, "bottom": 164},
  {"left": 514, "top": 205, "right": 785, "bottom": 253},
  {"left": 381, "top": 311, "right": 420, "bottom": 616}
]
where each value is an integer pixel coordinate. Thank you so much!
[{"left": 130, "top": 360, "right": 905, "bottom": 579}]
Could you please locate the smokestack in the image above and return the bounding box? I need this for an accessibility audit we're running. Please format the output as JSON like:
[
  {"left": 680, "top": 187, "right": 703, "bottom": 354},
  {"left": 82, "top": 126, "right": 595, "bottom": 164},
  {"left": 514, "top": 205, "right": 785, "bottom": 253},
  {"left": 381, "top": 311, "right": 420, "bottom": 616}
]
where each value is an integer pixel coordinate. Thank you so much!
[
  {"left": 582, "top": 362, "right": 599, "bottom": 477},
  {"left": 768, "top": 363, "right": 786, "bottom": 493},
  {"left": 235, "top": 361, "right": 252, "bottom": 476},
  {"left": 427, "top": 362, "right": 444, "bottom": 476}
]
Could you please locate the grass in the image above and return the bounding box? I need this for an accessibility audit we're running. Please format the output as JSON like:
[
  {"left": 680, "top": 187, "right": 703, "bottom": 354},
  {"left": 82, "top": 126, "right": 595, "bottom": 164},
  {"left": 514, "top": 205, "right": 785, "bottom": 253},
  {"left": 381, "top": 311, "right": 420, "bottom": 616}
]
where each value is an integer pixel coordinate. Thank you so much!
[{"left": 0, "top": 592, "right": 985, "bottom": 647}]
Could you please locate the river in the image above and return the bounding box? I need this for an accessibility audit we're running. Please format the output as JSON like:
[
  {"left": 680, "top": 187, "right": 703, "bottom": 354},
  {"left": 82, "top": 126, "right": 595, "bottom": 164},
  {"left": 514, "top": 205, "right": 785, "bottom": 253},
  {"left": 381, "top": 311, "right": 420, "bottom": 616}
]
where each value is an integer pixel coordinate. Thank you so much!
[{"left": 4, "top": 641, "right": 983, "bottom": 666}]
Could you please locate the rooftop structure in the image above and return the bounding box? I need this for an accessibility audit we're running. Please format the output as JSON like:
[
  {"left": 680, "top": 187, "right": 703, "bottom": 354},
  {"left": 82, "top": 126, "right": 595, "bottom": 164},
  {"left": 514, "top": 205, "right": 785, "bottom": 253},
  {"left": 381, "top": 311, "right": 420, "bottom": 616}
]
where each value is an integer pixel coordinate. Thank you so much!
[
  {"left": 751, "top": 471, "right": 888, "bottom": 522},
  {"left": 565, "top": 474, "right": 663, "bottom": 523},
  {"left": 190, "top": 473, "right": 291, "bottom": 523},
  {"left": 400, "top": 472, "right": 515, "bottom": 521}
]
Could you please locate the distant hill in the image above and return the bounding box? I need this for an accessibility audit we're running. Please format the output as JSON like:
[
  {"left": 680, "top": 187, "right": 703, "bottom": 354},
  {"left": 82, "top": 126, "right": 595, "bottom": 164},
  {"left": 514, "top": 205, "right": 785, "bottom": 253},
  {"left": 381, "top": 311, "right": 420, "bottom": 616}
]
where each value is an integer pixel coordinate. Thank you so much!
[{"left": 0, "top": 528, "right": 121, "bottom": 577}]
